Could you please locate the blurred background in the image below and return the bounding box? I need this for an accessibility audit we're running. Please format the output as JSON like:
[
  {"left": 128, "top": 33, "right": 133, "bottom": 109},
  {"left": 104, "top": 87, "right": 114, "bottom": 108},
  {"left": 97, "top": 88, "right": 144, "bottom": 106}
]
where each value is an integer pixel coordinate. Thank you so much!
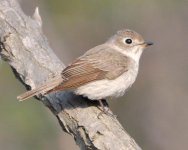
[{"left": 0, "top": 0, "right": 188, "bottom": 149}]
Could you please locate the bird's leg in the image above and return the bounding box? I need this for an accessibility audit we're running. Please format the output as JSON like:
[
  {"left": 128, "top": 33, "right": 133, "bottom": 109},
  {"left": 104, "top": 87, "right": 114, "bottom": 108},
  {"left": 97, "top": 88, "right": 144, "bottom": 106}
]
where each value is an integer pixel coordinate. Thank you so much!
[
  {"left": 98, "top": 99, "right": 109, "bottom": 112},
  {"left": 97, "top": 99, "right": 116, "bottom": 118}
]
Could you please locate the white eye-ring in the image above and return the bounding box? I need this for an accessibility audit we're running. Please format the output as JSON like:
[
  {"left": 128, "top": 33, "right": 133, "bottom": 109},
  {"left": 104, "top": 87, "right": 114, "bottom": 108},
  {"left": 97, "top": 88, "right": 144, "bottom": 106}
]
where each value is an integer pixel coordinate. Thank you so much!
[{"left": 124, "top": 38, "right": 132, "bottom": 44}]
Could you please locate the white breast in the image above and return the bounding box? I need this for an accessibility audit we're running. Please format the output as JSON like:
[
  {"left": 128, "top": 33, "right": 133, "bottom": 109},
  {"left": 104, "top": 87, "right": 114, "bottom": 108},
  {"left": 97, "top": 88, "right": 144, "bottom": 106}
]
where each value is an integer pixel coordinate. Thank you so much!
[{"left": 75, "top": 66, "right": 139, "bottom": 100}]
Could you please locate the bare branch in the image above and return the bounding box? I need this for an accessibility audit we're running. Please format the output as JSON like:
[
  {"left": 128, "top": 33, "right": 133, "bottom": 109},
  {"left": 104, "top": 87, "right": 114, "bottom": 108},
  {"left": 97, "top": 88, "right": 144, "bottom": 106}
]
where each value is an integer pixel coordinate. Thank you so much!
[
  {"left": 32, "top": 7, "right": 42, "bottom": 27},
  {"left": 0, "top": 0, "right": 141, "bottom": 149}
]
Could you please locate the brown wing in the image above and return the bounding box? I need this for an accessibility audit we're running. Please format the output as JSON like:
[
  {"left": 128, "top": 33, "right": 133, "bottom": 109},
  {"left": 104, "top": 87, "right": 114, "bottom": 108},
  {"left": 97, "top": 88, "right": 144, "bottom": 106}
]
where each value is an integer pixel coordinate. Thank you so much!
[{"left": 53, "top": 44, "right": 131, "bottom": 91}]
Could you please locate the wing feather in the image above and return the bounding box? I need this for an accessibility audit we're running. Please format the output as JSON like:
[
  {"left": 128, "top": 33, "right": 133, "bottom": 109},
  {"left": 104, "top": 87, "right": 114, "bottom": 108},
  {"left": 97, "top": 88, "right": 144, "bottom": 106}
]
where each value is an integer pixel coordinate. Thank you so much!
[
  {"left": 58, "top": 45, "right": 131, "bottom": 90},
  {"left": 17, "top": 44, "right": 132, "bottom": 101}
]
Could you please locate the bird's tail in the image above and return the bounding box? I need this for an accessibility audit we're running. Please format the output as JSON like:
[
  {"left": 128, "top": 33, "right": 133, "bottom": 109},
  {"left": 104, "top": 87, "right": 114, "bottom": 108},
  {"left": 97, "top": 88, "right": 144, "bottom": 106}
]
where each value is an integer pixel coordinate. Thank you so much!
[{"left": 17, "top": 76, "right": 64, "bottom": 101}]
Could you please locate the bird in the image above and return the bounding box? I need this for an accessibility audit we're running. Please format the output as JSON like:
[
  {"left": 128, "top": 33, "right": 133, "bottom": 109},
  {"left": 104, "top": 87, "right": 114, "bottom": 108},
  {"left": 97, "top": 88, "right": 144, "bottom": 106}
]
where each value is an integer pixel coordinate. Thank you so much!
[{"left": 17, "top": 29, "right": 153, "bottom": 111}]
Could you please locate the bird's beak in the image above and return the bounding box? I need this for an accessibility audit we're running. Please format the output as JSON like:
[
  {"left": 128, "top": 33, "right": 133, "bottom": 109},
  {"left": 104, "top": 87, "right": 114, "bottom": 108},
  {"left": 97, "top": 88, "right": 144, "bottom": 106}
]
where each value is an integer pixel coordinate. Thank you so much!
[{"left": 143, "top": 41, "right": 153, "bottom": 47}]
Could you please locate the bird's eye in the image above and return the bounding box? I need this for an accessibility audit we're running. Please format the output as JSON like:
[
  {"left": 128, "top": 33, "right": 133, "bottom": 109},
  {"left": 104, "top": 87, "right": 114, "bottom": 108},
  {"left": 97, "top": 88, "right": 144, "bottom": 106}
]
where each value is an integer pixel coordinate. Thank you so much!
[{"left": 125, "top": 39, "right": 132, "bottom": 44}]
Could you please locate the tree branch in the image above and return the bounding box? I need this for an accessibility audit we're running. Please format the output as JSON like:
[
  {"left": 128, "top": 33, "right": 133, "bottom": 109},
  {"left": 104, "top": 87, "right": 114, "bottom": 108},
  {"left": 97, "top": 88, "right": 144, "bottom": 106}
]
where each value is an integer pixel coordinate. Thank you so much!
[{"left": 0, "top": 0, "right": 141, "bottom": 149}]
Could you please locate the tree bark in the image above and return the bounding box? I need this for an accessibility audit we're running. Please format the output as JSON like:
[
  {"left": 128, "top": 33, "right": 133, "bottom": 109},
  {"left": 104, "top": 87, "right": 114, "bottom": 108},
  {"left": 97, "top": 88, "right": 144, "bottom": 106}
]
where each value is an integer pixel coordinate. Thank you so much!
[{"left": 0, "top": 0, "right": 141, "bottom": 149}]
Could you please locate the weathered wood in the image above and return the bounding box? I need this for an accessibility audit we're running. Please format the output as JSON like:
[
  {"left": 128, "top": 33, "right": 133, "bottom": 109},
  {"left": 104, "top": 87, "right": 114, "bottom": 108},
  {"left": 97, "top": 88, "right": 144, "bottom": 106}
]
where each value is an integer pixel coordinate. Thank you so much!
[{"left": 0, "top": 0, "right": 141, "bottom": 149}]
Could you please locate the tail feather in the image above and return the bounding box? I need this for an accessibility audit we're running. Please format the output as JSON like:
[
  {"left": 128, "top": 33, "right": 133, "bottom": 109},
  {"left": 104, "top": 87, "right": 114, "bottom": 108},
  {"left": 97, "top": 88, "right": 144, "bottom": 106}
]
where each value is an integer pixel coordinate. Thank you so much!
[{"left": 17, "top": 77, "right": 64, "bottom": 101}]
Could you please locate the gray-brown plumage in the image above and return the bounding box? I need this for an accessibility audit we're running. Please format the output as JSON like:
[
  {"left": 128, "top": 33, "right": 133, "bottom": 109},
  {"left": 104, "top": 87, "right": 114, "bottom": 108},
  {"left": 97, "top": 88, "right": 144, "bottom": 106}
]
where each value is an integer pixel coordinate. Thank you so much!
[
  {"left": 17, "top": 29, "right": 152, "bottom": 101},
  {"left": 59, "top": 46, "right": 130, "bottom": 89}
]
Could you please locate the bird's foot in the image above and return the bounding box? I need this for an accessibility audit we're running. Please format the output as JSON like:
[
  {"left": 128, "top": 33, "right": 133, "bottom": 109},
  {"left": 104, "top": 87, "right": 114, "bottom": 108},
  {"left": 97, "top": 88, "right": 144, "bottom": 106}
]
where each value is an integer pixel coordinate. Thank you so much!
[{"left": 97, "top": 99, "right": 117, "bottom": 119}]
